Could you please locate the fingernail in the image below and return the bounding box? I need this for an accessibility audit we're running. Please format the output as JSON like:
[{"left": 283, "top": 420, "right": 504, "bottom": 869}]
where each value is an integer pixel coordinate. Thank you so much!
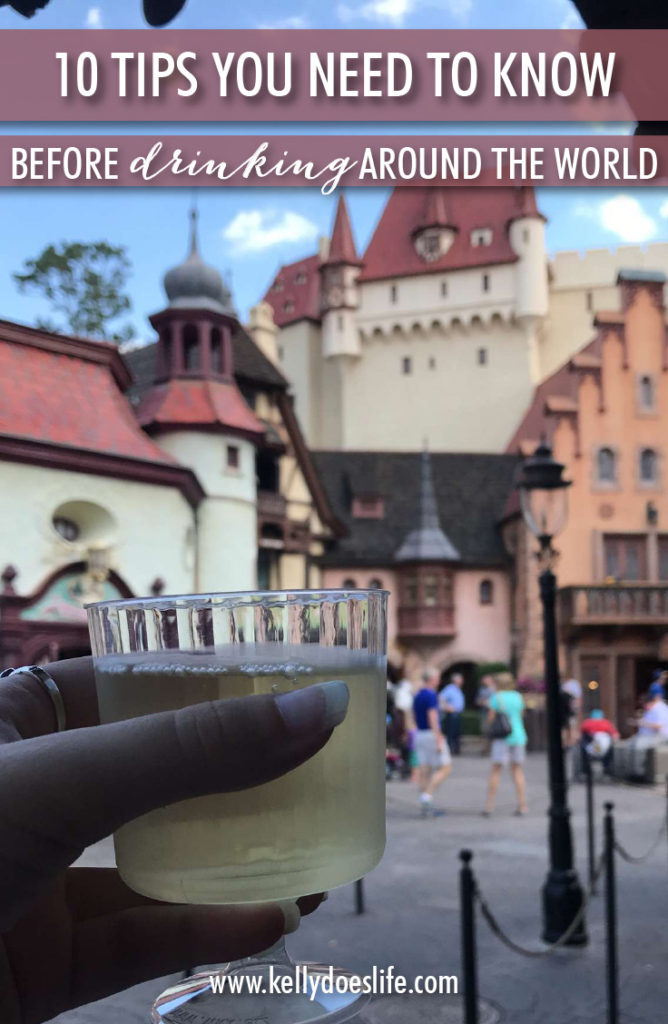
[
  {"left": 278, "top": 900, "right": 301, "bottom": 935},
  {"left": 276, "top": 680, "right": 349, "bottom": 736}
]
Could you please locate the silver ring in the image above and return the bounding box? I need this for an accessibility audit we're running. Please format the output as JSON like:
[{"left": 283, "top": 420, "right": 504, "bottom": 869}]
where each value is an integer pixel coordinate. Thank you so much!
[{"left": 0, "top": 665, "right": 67, "bottom": 733}]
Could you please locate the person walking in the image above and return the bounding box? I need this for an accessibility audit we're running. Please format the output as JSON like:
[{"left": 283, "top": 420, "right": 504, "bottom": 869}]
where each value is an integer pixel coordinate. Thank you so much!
[
  {"left": 483, "top": 672, "right": 529, "bottom": 816},
  {"left": 439, "top": 672, "right": 465, "bottom": 755},
  {"left": 413, "top": 668, "right": 451, "bottom": 817},
  {"left": 476, "top": 673, "right": 497, "bottom": 754}
]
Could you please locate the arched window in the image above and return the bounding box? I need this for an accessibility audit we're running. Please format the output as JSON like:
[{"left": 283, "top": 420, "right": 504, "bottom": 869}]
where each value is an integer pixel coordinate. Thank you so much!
[
  {"left": 597, "top": 447, "right": 616, "bottom": 483},
  {"left": 479, "top": 579, "right": 494, "bottom": 605},
  {"left": 640, "top": 375, "right": 655, "bottom": 410},
  {"left": 640, "top": 448, "right": 658, "bottom": 483},
  {"left": 161, "top": 325, "right": 173, "bottom": 376},
  {"left": 369, "top": 577, "right": 383, "bottom": 589},
  {"left": 183, "top": 323, "right": 200, "bottom": 371},
  {"left": 210, "top": 327, "right": 223, "bottom": 375},
  {"left": 342, "top": 577, "right": 357, "bottom": 589}
]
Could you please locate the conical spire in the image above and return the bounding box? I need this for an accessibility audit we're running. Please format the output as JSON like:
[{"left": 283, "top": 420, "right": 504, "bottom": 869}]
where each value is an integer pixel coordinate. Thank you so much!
[
  {"left": 395, "top": 451, "right": 461, "bottom": 563},
  {"left": 163, "top": 208, "right": 235, "bottom": 315},
  {"left": 325, "top": 195, "right": 362, "bottom": 265},
  {"left": 415, "top": 188, "right": 452, "bottom": 232}
]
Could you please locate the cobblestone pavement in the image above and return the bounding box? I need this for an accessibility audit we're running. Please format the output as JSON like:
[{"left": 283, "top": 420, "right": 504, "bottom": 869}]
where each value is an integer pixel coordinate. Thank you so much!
[{"left": 53, "top": 754, "right": 668, "bottom": 1023}]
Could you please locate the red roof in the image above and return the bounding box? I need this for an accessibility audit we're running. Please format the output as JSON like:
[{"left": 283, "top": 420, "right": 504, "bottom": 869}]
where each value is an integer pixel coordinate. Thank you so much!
[
  {"left": 325, "top": 195, "right": 361, "bottom": 266},
  {"left": 359, "top": 184, "right": 542, "bottom": 283},
  {"left": 137, "top": 378, "right": 266, "bottom": 440},
  {"left": 263, "top": 253, "right": 322, "bottom": 328},
  {"left": 0, "top": 321, "right": 175, "bottom": 465}
]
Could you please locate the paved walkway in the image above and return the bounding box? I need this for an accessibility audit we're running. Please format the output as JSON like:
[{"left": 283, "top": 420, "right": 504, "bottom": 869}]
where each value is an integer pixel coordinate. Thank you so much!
[{"left": 54, "top": 754, "right": 668, "bottom": 1023}]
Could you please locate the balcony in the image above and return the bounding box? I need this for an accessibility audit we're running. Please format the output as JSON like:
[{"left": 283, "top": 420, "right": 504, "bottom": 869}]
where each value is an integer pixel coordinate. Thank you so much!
[
  {"left": 397, "top": 605, "right": 456, "bottom": 639},
  {"left": 257, "top": 490, "right": 287, "bottom": 520},
  {"left": 559, "top": 584, "right": 668, "bottom": 628}
]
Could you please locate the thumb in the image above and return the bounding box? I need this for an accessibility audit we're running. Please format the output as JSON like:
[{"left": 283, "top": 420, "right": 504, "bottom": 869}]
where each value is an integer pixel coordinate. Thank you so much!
[{"left": 0, "top": 680, "right": 349, "bottom": 928}]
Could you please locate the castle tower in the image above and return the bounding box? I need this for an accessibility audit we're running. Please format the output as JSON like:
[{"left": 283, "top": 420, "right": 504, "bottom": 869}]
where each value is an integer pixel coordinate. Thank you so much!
[
  {"left": 508, "top": 187, "right": 549, "bottom": 383},
  {"left": 320, "top": 194, "right": 363, "bottom": 360},
  {"left": 394, "top": 451, "right": 461, "bottom": 655},
  {"left": 138, "top": 208, "right": 266, "bottom": 591}
]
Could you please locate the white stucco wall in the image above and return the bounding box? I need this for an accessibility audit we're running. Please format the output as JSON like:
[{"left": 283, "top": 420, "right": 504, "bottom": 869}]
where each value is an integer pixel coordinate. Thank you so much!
[
  {"left": 0, "top": 460, "right": 195, "bottom": 598},
  {"left": 154, "top": 431, "right": 258, "bottom": 592}
]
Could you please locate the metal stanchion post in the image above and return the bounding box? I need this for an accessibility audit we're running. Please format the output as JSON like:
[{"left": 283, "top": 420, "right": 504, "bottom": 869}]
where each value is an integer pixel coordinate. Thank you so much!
[
  {"left": 586, "top": 749, "right": 597, "bottom": 895},
  {"left": 604, "top": 803, "right": 619, "bottom": 1024},
  {"left": 459, "top": 850, "right": 479, "bottom": 1024},
  {"left": 665, "top": 775, "right": 668, "bottom": 875},
  {"left": 355, "top": 878, "right": 365, "bottom": 915}
]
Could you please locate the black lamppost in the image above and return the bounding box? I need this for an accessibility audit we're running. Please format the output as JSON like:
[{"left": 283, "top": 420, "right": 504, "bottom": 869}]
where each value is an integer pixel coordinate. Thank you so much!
[{"left": 516, "top": 441, "right": 587, "bottom": 946}]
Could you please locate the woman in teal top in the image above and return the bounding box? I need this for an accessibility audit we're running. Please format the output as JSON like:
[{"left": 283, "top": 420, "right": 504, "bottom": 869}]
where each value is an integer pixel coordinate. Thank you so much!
[{"left": 483, "top": 672, "right": 529, "bottom": 816}]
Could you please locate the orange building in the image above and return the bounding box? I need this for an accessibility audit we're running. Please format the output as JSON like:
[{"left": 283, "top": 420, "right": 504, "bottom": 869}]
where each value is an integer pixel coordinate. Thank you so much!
[{"left": 507, "top": 269, "right": 668, "bottom": 733}]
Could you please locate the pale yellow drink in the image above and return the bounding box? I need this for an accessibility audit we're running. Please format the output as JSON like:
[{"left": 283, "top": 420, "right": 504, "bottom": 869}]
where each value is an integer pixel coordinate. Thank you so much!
[{"left": 94, "top": 645, "right": 386, "bottom": 904}]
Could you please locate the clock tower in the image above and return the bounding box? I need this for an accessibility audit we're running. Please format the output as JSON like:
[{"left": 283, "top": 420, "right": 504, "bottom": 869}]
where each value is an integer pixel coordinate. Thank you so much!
[{"left": 320, "top": 194, "right": 363, "bottom": 360}]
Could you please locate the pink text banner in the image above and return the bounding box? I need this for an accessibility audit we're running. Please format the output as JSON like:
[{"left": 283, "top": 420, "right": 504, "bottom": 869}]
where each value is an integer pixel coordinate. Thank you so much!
[
  {"left": 5, "top": 29, "right": 668, "bottom": 122},
  {"left": 2, "top": 136, "right": 667, "bottom": 189}
]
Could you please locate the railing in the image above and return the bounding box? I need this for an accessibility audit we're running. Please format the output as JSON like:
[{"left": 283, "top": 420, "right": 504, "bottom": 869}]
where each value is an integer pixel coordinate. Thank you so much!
[
  {"left": 257, "top": 490, "right": 287, "bottom": 519},
  {"left": 559, "top": 584, "right": 668, "bottom": 626},
  {"left": 397, "top": 605, "right": 456, "bottom": 637}
]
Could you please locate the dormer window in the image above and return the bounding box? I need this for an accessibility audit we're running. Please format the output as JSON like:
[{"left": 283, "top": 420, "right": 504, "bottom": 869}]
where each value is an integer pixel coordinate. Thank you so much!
[
  {"left": 273, "top": 280, "right": 284, "bottom": 292},
  {"left": 414, "top": 227, "right": 455, "bottom": 263},
  {"left": 471, "top": 228, "right": 493, "bottom": 247},
  {"left": 352, "top": 496, "right": 385, "bottom": 519},
  {"left": 283, "top": 299, "right": 295, "bottom": 314},
  {"left": 295, "top": 271, "right": 307, "bottom": 285}
]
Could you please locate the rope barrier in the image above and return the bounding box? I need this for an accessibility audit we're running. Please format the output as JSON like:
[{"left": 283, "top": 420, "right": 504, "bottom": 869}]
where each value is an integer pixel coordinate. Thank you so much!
[
  {"left": 614, "top": 818, "right": 668, "bottom": 865},
  {"left": 474, "top": 852, "right": 605, "bottom": 959}
]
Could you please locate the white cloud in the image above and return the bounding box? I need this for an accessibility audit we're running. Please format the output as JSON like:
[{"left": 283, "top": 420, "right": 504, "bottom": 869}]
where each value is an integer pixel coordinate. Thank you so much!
[
  {"left": 222, "top": 210, "right": 318, "bottom": 253},
  {"left": 85, "top": 6, "right": 102, "bottom": 28},
  {"left": 576, "top": 195, "right": 657, "bottom": 244},
  {"left": 659, "top": 199, "right": 668, "bottom": 219},
  {"left": 257, "top": 14, "right": 308, "bottom": 28},
  {"left": 337, "top": 0, "right": 470, "bottom": 26}
]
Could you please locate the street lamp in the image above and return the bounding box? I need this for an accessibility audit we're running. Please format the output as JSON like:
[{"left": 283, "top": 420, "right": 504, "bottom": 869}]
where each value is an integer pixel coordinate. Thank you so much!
[{"left": 516, "top": 440, "right": 587, "bottom": 946}]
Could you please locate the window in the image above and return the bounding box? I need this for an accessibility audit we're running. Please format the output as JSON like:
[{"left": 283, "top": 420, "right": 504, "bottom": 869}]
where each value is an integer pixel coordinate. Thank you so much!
[
  {"left": 640, "top": 448, "right": 658, "bottom": 484},
  {"left": 471, "top": 228, "right": 493, "bottom": 247},
  {"left": 429, "top": 357, "right": 436, "bottom": 370},
  {"left": 603, "top": 534, "right": 648, "bottom": 581},
  {"left": 278, "top": 345, "right": 284, "bottom": 361},
  {"left": 226, "top": 445, "right": 240, "bottom": 470},
  {"left": 283, "top": 300, "right": 294, "bottom": 314},
  {"left": 639, "top": 374, "right": 656, "bottom": 411},
  {"left": 479, "top": 579, "right": 494, "bottom": 605},
  {"left": 482, "top": 274, "right": 490, "bottom": 292},
  {"left": 53, "top": 516, "right": 80, "bottom": 542},
  {"left": 161, "top": 326, "right": 173, "bottom": 376},
  {"left": 522, "top": 228, "right": 529, "bottom": 243},
  {"left": 210, "top": 327, "right": 223, "bottom": 375},
  {"left": 337, "top": 314, "right": 343, "bottom": 331},
  {"left": 295, "top": 271, "right": 307, "bottom": 285},
  {"left": 596, "top": 447, "right": 617, "bottom": 484},
  {"left": 369, "top": 577, "right": 383, "bottom": 589},
  {"left": 586, "top": 291, "right": 593, "bottom": 311},
  {"left": 417, "top": 232, "right": 441, "bottom": 261},
  {"left": 256, "top": 451, "right": 279, "bottom": 493},
  {"left": 403, "top": 575, "right": 418, "bottom": 606},
  {"left": 659, "top": 537, "right": 668, "bottom": 580},
  {"left": 402, "top": 357, "right": 412, "bottom": 375},
  {"left": 477, "top": 348, "right": 487, "bottom": 366},
  {"left": 352, "top": 496, "right": 385, "bottom": 519},
  {"left": 273, "top": 279, "right": 284, "bottom": 292},
  {"left": 342, "top": 577, "right": 357, "bottom": 589},
  {"left": 390, "top": 284, "right": 398, "bottom": 303},
  {"left": 441, "top": 281, "right": 448, "bottom": 298},
  {"left": 423, "top": 574, "right": 440, "bottom": 606},
  {"left": 183, "top": 323, "right": 200, "bottom": 371}
]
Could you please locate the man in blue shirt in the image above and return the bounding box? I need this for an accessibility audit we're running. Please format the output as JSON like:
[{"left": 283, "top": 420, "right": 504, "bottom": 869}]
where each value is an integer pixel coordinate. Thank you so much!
[
  {"left": 439, "top": 673, "right": 465, "bottom": 755},
  {"left": 413, "top": 668, "right": 451, "bottom": 816}
]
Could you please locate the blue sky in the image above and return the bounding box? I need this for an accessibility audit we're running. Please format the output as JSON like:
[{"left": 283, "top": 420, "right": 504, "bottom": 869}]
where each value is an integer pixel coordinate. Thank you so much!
[{"left": 1, "top": 0, "right": 668, "bottom": 340}]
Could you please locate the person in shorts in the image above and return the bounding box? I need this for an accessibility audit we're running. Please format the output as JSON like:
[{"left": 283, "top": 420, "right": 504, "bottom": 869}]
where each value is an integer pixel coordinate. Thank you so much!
[
  {"left": 483, "top": 672, "right": 528, "bottom": 817},
  {"left": 412, "top": 668, "right": 451, "bottom": 817}
]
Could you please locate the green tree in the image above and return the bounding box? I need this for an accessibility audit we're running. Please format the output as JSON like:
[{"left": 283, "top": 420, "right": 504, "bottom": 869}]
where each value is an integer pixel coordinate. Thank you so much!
[{"left": 13, "top": 241, "right": 134, "bottom": 342}]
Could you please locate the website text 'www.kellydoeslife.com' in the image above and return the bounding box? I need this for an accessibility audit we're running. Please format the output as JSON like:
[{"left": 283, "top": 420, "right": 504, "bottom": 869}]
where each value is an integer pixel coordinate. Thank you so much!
[{"left": 209, "top": 966, "right": 459, "bottom": 1001}]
